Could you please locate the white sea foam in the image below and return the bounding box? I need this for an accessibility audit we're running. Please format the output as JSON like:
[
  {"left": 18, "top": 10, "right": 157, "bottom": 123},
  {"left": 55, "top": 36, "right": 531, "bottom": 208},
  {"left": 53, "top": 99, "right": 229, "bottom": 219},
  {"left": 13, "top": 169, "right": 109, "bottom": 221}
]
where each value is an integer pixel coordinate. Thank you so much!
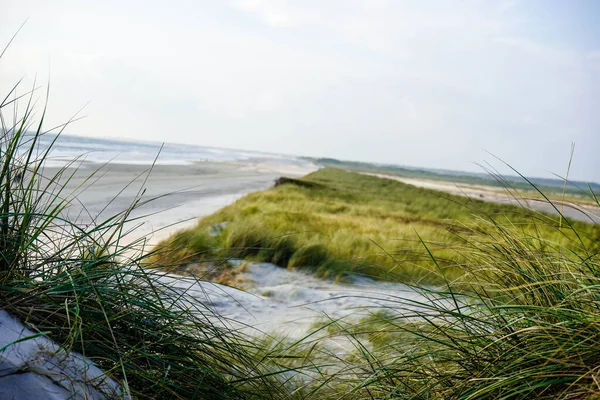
[{"left": 19, "top": 133, "right": 313, "bottom": 169}]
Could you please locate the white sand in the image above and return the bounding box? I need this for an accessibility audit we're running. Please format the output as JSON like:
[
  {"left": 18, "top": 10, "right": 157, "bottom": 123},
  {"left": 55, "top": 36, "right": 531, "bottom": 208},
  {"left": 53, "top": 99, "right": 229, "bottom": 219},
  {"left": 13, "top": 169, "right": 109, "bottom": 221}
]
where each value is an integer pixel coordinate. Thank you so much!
[
  {"left": 159, "top": 262, "right": 436, "bottom": 338},
  {"left": 0, "top": 310, "right": 122, "bottom": 399}
]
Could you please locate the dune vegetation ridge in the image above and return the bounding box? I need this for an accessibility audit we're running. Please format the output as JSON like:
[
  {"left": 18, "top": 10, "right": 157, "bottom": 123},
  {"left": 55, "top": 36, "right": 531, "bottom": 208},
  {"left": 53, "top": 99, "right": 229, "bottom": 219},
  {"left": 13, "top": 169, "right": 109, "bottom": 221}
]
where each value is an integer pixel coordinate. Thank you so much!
[{"left": 153, "top": 168, "right": 600, "bottom": 285}]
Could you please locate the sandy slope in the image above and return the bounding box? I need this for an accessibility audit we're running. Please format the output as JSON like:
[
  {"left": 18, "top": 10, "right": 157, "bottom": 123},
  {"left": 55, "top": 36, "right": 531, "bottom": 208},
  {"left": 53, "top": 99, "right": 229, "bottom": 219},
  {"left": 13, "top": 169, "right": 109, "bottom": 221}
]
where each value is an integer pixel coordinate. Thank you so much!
[{"left": 159, "top": 262, "right": 435, "bottom": 338}]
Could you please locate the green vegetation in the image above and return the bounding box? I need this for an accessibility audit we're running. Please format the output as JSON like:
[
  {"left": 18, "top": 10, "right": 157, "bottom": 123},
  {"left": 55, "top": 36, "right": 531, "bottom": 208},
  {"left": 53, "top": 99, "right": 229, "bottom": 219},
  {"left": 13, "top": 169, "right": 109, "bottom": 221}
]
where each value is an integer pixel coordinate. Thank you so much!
[
  {"left": 294, "top": 200, "right": 600, "bottom": 399},
  {"left": 152, "top": 162, "right": 600, "bottom": 398},
  {"left": 154, "top": 168, "right": 600, "bottom": 284}
]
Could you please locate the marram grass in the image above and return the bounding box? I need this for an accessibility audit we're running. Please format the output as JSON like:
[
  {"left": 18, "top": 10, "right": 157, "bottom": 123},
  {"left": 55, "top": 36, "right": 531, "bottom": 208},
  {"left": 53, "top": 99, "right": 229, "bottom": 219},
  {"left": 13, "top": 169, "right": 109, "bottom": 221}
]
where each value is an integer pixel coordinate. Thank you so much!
[
  {"left": 153, "top": 167, "right": 600, "bottom": 286},
  {"left": 0, "top": 59, "right": 293, "bottom": 399},
  {"left": 282, "top": 190, "right": 600, "bottom": 399}
]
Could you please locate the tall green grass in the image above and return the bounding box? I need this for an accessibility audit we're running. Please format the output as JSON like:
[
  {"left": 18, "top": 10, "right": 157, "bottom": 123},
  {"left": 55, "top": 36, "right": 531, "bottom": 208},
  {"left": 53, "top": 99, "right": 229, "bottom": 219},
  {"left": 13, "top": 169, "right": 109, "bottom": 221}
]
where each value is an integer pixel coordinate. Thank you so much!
[
  {"left": 150, "top": 149, "right": 600, "bottom": 398},
  {"left": 290, "top": 187, "right": 600, "bottom": 399},
  {"left": 0, "top": 51, "right": 291, "bottom": 399},
  {"left": 153, "top": 155, "right": 600, "bottom": 399}
]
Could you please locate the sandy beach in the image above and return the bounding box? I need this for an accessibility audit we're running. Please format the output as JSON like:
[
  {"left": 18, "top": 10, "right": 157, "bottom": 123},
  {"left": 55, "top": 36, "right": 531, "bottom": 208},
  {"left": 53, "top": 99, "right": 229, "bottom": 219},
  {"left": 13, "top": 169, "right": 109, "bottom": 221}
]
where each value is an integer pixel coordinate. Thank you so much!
[
  {"left": 367, "top": 173, "right": 600, "bottom": 224},
  {"left": 49, "top": 160, "right": 317, "bottom": 249}
]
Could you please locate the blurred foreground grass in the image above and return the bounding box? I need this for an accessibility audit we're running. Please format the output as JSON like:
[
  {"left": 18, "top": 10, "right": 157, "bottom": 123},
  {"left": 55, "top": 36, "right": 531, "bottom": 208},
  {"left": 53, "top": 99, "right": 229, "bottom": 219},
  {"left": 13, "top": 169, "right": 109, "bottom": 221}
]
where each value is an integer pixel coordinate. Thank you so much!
[{"left": 0, "top": 61, "right": 289, "bottom": 400}]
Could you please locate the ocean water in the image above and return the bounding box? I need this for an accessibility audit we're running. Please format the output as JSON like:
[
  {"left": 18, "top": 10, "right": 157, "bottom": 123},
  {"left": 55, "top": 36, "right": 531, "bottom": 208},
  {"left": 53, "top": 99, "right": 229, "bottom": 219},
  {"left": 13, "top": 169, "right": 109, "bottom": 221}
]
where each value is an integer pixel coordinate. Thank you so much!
[{"left": 22, "top": 133, "right": 311, "bottom": 168}]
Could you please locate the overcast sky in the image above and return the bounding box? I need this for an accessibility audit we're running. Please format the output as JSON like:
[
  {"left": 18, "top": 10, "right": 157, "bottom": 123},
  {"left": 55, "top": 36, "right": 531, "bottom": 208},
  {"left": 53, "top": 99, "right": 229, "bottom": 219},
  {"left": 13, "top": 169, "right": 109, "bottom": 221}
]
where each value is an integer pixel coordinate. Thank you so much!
[{"left": 2, "top": 0, "right": 599, "bottom": 181}]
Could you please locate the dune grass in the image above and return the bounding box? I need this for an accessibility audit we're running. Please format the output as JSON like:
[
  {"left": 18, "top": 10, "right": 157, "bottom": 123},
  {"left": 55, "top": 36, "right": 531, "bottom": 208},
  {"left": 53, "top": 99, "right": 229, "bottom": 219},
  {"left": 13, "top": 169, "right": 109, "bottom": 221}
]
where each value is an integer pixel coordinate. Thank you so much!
[
  {"left": 151, "top": 161, "right": 600, "bottom": 398},
  {"left": 153, "top": 168, "right": 600, "bottom": 285},
  {"left": 296, "top": 194, "right": 600, "bottom": 399},
  {"left": 0, "top": 60, "right": 292, "bottom": 399}
]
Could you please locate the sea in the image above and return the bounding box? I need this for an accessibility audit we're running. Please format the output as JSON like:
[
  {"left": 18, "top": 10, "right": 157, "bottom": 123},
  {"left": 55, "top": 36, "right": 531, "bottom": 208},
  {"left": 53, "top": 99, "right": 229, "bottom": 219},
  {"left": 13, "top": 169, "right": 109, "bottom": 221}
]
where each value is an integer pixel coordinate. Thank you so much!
[{"left": 23, "top": 133, "right": 312, "bottom": 168}]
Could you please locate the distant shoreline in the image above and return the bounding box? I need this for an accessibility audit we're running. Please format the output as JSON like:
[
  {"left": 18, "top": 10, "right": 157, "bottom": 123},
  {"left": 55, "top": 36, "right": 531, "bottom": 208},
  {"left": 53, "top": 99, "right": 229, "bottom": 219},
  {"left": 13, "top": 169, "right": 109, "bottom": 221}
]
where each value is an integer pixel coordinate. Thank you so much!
[{"left": 368, "top": 172, "right": 600, "bottom": 224}]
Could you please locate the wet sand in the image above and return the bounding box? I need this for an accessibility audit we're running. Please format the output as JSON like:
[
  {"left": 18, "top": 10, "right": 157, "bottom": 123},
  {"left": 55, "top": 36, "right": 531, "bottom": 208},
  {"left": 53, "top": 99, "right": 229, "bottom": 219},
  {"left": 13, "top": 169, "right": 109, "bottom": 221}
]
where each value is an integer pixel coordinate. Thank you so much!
[{"left": 48, "top": 160, "right": 317, "bottom": 248}]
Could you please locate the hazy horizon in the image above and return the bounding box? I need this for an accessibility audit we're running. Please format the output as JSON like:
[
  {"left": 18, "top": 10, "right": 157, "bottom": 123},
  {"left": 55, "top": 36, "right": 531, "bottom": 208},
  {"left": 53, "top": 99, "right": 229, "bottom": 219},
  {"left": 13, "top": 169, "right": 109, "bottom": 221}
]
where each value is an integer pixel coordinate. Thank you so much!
[
  {"left": 35, "top": 131, "right": 599, "bottom": 186},
  {"left": 2, "top": 0, "right": 599, "bottom": 181}
]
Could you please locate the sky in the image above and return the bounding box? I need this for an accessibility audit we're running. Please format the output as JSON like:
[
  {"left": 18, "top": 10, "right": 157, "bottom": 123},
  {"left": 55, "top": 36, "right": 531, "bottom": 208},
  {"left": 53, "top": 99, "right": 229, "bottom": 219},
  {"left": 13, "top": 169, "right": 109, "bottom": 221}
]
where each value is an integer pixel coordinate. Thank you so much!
[{"left": 1, "top": 0, "right": 599, "bottom": 181}]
